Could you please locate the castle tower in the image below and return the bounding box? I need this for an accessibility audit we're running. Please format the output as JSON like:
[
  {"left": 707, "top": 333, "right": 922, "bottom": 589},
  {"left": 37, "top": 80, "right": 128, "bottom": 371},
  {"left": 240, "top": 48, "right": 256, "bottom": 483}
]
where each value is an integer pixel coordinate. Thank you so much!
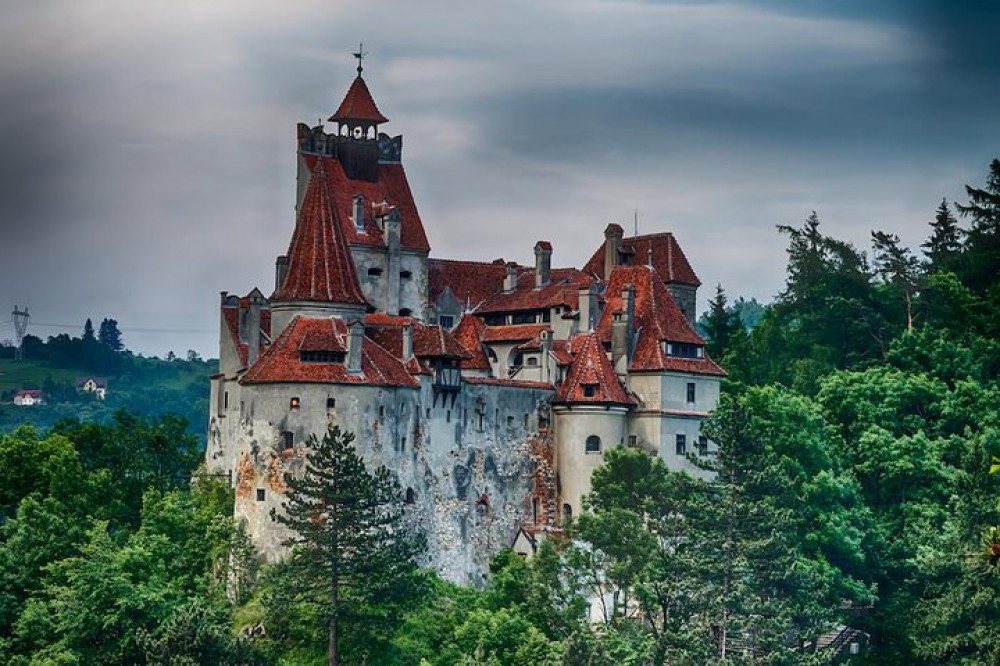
[
  {"left": 270, "top": 157, "right": 369, "bottom": 336},
  {"left": 329, "top": 56, "right": 388, "bottom": 182},
  {"left": 551, "top": 333, "right": 635, "bottom": 522}
]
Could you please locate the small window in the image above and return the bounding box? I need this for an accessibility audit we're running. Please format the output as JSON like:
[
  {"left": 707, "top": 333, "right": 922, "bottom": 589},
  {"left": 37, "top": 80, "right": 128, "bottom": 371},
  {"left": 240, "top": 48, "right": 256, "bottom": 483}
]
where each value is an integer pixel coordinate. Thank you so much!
[
  {"left": 526, "top": 356, "right": 538, "bottom": 366},
  {"left": 687, "top": 382, "right": 696, "bottom": 404},
  {"left": 562, "top": 503, "right": 573, "bottom": 523},
  {"left": 401, "top": 436, "right": 406, "bottom": 451},
  {"left": 224, "top": 391, "right": 229, "bottom": 410},
  {"left": 400, "top": 270, "right": 412, "bottom": 279},
  {"left": 698, "top": 435, "right": 709, "bottom": 455},
  {"left": 405, "top": 488, "right": 416, "bottom": 504},
  {"left": 379, "top": 405, "right": 385, "bottom": 419},
  {"left": 478, "top": 413, "right": 484, "bottom": 431},
  {"left": 582, "top": 385, "right": 596, "bottom": 398},
  {"left": 628, "top": 435, "right": 637, "bottom": 448},
  {"left": 507, "top": 415, "right": 515, "bottom": 428},
  {"left": 524, "top": 413, "right": 529, "bottom": 429},
  {"left": 256, "top": 488, "right": 265, "bottom": 502},
  {"left": 676, "top": 434, "right": 687, "bottom": 455},
  {"left": 532, "top": 497, "right": 539, "bottom": 524},
  {"left": 399, "top": 308, "right": 413, "bottom": 317},
  {"left": 585, "top": 435, "right": 601, "bottom": 453},
  {"left": 425, "top": 408, "right": 431, "bottom": 419},
  {"left": 290, "top": 397, "right": 300, "bottom": 410},
  {"left": 446, "top": 410, "right": 451, "bottom": 423},
  {"left": 327, "top": 397, "right": 336, "bottom": 410},
  {"left": 367, "top": 267, "right": 383, "bottom": 277},
  {"left": 281, "top": 431, "right": 294, "bottom": 450},
  {"left": 439, "top": 315, "right": 454, "bottom": 329}
]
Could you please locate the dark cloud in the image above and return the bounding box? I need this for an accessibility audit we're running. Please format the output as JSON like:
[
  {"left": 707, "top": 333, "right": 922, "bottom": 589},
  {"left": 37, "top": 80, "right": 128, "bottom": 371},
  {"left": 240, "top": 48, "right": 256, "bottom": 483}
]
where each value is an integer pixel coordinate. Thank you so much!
[{"left": 0, "top": 0, "right": 996, "bottom": 356}]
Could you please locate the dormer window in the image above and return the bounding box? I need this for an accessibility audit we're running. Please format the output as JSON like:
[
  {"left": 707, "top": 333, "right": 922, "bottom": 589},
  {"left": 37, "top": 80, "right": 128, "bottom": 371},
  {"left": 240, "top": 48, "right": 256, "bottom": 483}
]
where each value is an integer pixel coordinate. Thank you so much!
[
  {"left": 300, "top": 351, "right": 346, "bottom": 363},
  {"left": 664, "top": 342, "right": 704, "bottom": 359},
  {"left": 582, "top": 384, "right": 597, "bottom": 398},
  {"left": 353, "top": 194, "right": 365, "bottom": 232}
]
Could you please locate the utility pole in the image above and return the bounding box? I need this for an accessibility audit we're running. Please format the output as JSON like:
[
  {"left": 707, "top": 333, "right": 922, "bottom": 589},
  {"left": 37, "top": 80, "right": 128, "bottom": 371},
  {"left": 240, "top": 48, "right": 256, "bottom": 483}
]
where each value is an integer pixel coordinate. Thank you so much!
[{"left": 11, "top": 306, "right": 29, "bottom": 361}]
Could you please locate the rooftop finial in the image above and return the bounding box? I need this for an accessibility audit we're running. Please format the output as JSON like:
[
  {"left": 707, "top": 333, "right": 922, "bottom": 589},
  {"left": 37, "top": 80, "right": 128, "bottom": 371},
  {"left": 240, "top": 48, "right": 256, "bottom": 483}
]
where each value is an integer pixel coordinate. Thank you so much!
[{"left": 353, "top": 42, "right": 367, "bottom": 75}]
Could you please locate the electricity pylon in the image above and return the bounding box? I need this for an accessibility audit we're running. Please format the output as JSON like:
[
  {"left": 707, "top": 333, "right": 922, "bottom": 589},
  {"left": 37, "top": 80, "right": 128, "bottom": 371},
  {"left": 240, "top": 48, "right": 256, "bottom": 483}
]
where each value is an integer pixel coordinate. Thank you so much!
[{"left": 11, "top": 306, "right": 29, "bottom": 361}]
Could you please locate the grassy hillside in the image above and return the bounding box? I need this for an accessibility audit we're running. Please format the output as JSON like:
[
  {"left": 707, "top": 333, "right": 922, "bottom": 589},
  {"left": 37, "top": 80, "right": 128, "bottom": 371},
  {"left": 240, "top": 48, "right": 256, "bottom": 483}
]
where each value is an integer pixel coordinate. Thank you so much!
[{"left": 0, "top": 355, "right": 215, "bottom": 443}]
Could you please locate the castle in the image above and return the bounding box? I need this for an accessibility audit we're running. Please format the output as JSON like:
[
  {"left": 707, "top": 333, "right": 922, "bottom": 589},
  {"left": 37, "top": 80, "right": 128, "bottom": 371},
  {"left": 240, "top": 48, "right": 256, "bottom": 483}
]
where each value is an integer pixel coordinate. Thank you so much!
[{"left": 205, "top": 61, "right": 724, "bottom": 585}]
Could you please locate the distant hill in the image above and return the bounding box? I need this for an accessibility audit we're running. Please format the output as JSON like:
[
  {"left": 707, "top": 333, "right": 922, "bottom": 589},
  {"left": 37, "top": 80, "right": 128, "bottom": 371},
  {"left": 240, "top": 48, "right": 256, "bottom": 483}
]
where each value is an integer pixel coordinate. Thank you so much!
[{"left": 0, "top": 324, "right": 214, "bottom": 443}]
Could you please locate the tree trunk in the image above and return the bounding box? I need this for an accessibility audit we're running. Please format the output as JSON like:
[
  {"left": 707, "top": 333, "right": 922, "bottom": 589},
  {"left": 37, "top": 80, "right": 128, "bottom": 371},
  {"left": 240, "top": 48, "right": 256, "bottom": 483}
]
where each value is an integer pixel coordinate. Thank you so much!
[{"left": 329, "top": 571, "right": 339, "bottom": 666}]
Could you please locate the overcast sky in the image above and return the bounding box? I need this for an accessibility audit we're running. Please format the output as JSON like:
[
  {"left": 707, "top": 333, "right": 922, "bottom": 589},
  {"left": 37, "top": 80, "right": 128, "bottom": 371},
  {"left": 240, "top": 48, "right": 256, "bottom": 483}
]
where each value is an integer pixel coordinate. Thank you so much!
[{"left": 0, "top": 0, "right": 996, "bottom": 357}]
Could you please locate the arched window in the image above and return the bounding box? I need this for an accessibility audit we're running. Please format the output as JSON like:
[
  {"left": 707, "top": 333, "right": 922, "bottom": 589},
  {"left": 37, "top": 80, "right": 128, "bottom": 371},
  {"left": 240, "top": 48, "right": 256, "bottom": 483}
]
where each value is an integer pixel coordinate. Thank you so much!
[
  {"left": 366, "top": 126, "right": 376, "bottom": 140},
  {"left": 562, "top": 503, "right": 573, "bottom": 524},
  {"left": 405, "top": 488, "right": 417, "bottom": 504},
  {"left": 585, "top": 435, "right": 601, "bottom": 453}
]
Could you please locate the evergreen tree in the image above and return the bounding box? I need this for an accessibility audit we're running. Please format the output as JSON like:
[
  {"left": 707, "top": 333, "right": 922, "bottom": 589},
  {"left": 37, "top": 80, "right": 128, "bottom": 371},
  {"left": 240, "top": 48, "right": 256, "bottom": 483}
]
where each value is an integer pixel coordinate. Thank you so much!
[
  {"left": 701, "top": 284, "right": 742, "bottom": 361},
  {"left": 97, "top": 318, "right": 124, "bottom": 352},
  {"left": 274, "top": 426, "right": 425, "bottom": 666},
  {"left": 871, "top": 231, "right": 922, "bottom": 331},
  {"left": 922, "top": 198, "right": 963, "bottom": 273},
  {"left": 81, "top": 319, "right": 95, "bottom": 343},
  {"left": 955, "top": 158, "right": 1000, "bottom": 296}
]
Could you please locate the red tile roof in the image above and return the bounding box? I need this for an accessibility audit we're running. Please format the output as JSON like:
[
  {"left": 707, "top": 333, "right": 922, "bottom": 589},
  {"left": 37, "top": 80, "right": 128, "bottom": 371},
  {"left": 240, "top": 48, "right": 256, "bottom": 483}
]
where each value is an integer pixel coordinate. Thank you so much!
[
  {"left": 362, "top": 314, "right": 469, "bottom": 359},
  {"left": 584, "top": 232, "right": 701, "bottom": 286},
  {"left": 550, "top": 340, "right": 574, "bottom": 366},
  {"left": 596, "top": 265, "right": 724, "bottom": 376},
  {"left": 427, "top": 258, "right": 508, "bottom": 309},
  {"left": 302, "top": 155, "right": 430, "bottom": 253},
  {"left": 329, "top": 75, "right": 388, "bottom": 124},
  {"left": 272, "top": 158, "right": 368, "bottom": 305},
  {"left": 242, "top": 317, "right": 419, "bottom": 388},
  {"left": 476, "top": 268, "right": 594, "bottom": 314},
  {"left": 452, "top": 314, "right": 492, "bottom": 371},
  {"left": 554, "top": 333, "right": 635, "bottom": 406},
  {"left": 464, "top": 377, "right": 554, "bottom": 390},
  {"left": 482, "top": 324, "right": 550, "bottom": 343}
]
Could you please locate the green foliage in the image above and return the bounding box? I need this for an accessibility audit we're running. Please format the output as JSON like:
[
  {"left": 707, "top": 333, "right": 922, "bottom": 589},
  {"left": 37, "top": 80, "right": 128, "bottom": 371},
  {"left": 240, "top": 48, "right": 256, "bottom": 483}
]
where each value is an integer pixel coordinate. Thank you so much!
[{"left": 264, "top": 425, "right": 426, "bottom": 665}]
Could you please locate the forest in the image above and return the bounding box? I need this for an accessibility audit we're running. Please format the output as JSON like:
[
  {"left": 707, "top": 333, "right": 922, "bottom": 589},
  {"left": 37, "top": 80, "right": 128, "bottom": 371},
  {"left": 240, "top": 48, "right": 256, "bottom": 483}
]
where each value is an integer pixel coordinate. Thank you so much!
[{"left": 0, "top": 159, "right": 997, "bottom": 665}]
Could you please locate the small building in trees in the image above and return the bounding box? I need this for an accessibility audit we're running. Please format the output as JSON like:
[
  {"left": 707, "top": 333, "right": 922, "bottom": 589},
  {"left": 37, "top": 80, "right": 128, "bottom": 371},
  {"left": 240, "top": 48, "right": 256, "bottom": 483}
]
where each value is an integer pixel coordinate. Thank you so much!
[
  {"left": 13, "top": 389, "right": 45, "bottom": 406},
  {"left": 206, "top": 57, "right": 724, "bottom": 585},
  {"left": 75, "top": 377, "right": 108, "bottom": 400}
]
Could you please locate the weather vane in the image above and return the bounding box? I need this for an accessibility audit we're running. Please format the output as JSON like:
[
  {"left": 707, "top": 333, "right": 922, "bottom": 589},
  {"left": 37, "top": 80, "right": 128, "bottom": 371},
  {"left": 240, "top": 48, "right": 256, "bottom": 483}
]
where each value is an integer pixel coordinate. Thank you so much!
[{"left": 353, "top": 42, "right": 367, "bottom": 75}]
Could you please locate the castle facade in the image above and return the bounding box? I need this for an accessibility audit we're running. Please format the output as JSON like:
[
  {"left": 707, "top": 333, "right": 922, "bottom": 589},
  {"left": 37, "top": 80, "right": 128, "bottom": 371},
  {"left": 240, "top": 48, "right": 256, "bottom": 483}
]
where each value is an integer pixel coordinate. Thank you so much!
[{"left": 206, "top": 65, "right": 724, "bottom": 585}]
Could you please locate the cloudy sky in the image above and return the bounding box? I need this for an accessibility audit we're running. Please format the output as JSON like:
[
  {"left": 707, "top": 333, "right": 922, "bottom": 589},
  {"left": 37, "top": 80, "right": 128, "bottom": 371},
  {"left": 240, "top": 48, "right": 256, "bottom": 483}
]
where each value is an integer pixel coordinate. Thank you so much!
[{"left": 0, "top": 0, "right": 996, "bottom": 357}]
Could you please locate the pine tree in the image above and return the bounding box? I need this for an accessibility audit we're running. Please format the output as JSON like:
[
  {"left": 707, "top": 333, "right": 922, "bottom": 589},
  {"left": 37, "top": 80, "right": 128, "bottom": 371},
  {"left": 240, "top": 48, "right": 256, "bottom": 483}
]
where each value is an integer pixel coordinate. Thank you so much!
[
  {"left": 871, "top": 231, "right": 922, "bottom": 332},
  {"left": 275, "top": 426, "right": 425, "bottom": 666},
  {"left": 98, "top": 318, "right": 124, "bottom": 352},
  {"left": 702, "top": 284, "right": 742, "bottom": 361},
  {"left": 82, "top": 318, "right": 95, "bottom": 343},
  {"left": 955, "top": 158, "right": 1000, "bottom": 296},
  {"left": 922, "top": 198, "right": 963, "bottom": 273}
]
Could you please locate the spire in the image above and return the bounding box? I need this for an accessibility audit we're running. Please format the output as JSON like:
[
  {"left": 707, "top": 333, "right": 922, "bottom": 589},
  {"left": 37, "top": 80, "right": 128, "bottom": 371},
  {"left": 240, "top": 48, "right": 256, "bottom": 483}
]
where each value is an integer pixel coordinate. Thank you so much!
[
  {"left": 329, "top": 47, "right": 388, "bottom": 124},
  {"left": 272, "top": 158, "right": 368, "bottom": 305}
]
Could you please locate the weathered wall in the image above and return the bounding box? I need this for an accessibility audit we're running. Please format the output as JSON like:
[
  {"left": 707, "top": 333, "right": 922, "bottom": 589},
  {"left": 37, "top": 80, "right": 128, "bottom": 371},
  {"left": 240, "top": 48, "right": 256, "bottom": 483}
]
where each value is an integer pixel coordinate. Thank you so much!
[{"left": 213, "top": 378, "right": 554, "bottom": 586}]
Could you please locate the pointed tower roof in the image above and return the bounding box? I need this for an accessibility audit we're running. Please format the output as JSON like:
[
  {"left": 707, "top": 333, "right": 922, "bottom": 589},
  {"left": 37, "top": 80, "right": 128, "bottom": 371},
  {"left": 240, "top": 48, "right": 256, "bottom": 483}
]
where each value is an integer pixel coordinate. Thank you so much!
[
  {"left": 554, "top": 333, "right": 635, "bottom": 406},
  {"left": 329, "top": 75, "right": 389, "bottom": 124},
  {"left": 272, "top": 158, "right": 368, "bottom": 305}
]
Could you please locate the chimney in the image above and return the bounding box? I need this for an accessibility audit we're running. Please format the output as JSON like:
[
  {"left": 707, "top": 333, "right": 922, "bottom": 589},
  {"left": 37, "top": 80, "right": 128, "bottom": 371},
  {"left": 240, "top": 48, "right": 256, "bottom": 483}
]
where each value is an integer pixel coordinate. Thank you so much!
[
  {"left": 247, "top": 291, "right": 264, "bottom": 366},
  {"left": 504, "top": 262, "right": 519, "bottom": 293},
  {"left": 577, "top": 283, "right": 598, "bottom": 332},
  {"left": 534, "top": 241, "right": 552, "bottom": 288},
  {"left": 401, "top": 323, "right": 413, "bottom": 361},
  {"left": 385, "top": 210, "right": 402, "bottom": 314},
  {"left": 622, "top": 283, "right": 636, "bottom": 361},
  {"left": 347, "top": 320, "right": 364, "bottom": 373},
  {"left": 275, "top": 255, "right": 289, "bottom": 292},
  {"left": 604, "top": 223, "right": 624, "bottom": 280},
  {"left": 611, "top": 310, "right": 628, "bottom": 375}
]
